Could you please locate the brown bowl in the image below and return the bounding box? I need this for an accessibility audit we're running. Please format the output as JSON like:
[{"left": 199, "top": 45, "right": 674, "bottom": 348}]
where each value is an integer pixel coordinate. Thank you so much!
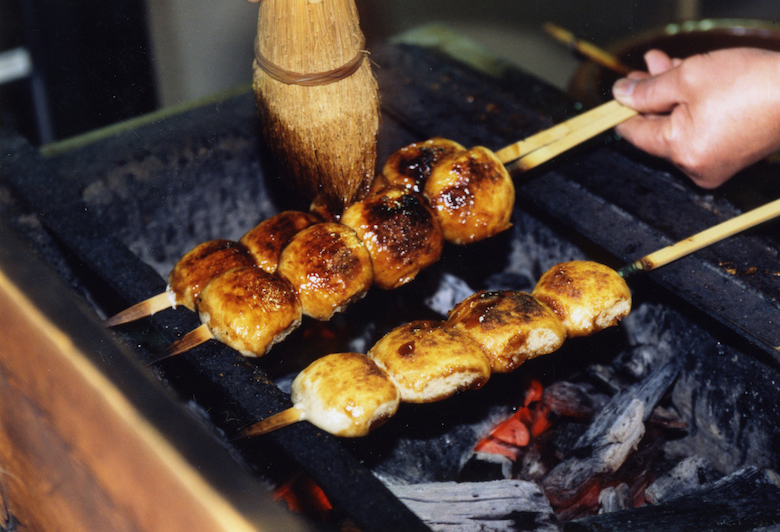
[{"left": 568, "top": 19, "right": 780, "bottom": 105}]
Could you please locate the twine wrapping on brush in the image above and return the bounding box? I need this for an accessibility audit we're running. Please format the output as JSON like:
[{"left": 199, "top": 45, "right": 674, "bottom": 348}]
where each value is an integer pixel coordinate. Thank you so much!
[{"left": 254, "top": 35, "right": 367, "bottom": 86}]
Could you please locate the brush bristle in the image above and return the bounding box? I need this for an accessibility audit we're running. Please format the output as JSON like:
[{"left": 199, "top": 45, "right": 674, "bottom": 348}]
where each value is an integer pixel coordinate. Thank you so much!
[{"left": 253, "top": 0, "right": 379, "bottom": 211}]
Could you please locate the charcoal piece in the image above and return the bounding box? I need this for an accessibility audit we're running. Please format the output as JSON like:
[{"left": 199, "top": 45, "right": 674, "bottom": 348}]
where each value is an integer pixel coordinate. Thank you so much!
[
  {"left": 565, "top": 467, "right": 780, "bottom": 532},
  {"left": 355, "top": 393, "right": 517, "bottom": 484},
  {"left": 387, "top": 480, "right": 559, "bottom": 532},
  {"left": 545, "top": 421, "right": 590, "bottom": 460},
  {"left": 665, "top": 341, "right": 780, "bottom": 476},
  {"left": 542, "top": 362, "right": 680, "bottom": 503},
  {"left": 517, "top": 445, "right": 551, "bottom": 483},
  {"left": 644, "top": 456, "right": 718, "bottom": 504},
  {"left": 575, "top": 362, "right": 680, "bottom": 452},
  {"left": 598, "top": 483, "right": 632, "bottom": 514},
  {"left": 542, "top": 398, "right": 644, "bottom": 502},
  {"left": 459, "top": 452, "right": 514, "bottom": 482},
  {"left": 543, "top": 381, "right": 604, "bottom": 420},
  {"left": 617, "top": 302, "right": 680, "bottom": 380}
]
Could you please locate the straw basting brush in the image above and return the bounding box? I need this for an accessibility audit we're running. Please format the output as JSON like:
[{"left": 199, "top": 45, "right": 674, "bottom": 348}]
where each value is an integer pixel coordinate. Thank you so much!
[{"left": 252, "top": 0, "right": 380, "bottom": 212}]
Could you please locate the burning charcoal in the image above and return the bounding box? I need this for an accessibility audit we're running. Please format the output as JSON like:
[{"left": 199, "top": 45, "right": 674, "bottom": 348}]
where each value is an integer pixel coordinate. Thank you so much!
[
  {"left": 545, "top": 420, "right": 590, "bottom": 460},
  {"left": 387, "top": 480, "right": 559, "bottom": 532},
  {"left": 573, "top": 362, "right": 680, "bottom": 453},
  {"left": 542, "top": 381, "right": 605, "bottom": 421},
  {"left": 542, "top": 362, "right": 680, "bottom": 507},
  {"left": 664, "top": 341, "right": 780, "bottom": 476},
  {"left": 542, "top": 398, "right": 645, "bottom": 506},
  {"left": 517, "top": 444, "right": 551, "bottom": 482},
  {"left": 617, "top": 302, "right": 678, "bottom": 380},
  {"left": 598, "top": 483, "right": 632, "bottom": 513},
  {"left": 565, "top": 467, "right": 780, "bottom": 532},
  {"left": 644, "top": 456, "right": 718, "bottom": 504},
  {"left": 583, "top": 364, "right": 627, "bottom": 395}
]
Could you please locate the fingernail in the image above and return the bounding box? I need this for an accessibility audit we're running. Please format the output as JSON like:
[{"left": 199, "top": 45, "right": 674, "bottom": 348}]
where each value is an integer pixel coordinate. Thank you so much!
[{"left": 612, "top": 78, "right": 637, "bottom": 99}]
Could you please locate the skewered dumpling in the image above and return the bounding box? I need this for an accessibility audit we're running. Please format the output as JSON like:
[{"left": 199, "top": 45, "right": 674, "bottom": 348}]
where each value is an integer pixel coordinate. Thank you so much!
[
  {"left": 423, "top": 146, "right": 514, "bottom": 245},
  {"left": 532, "top": 261, "right": 631, "bottom": 338},
  {"left": 277, "top": 222, "right": 373, "bottom": 320},
  {"left": 447, "top": 290, "right": 566, "bottom": 373},
  {"left": 239, "top": 211, "right": 320, "bottom": 273},
  {"left": 368, "top": 320, "right": 491, "bottom": 403},
  {"left": 380, "top": 137, "right": 466, "bottom": 193},
  {"left": 167, "top": 239, "right": 255, "bottom": 311},
  {"left": 341, "top": 186, "right": 444, "bottom": 290},
  {"left": 291, "top": 352, "right": 401, "bottom": 437},
  {"left": 196, "top": 266, "right": 302, "bottom": 357}
]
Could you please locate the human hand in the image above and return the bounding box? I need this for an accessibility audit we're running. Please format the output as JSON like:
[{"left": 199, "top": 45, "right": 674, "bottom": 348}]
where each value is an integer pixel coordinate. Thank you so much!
[{"left": 612, "top": 48, "right": 780, "bottom": 188}]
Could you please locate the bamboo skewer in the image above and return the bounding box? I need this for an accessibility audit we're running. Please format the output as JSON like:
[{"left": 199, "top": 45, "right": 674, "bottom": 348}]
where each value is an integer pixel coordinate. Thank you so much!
[
  {"left": 104, "top": 292, "right": 173, "bottom": 327},
  {"left": 494, "top": 99, "right": 638, "bottom": 168},
  {"left": 618, "top": 198, "right": 780, "bottom": 277},
  {"left": 147, "top": 324, "right": 215, "bottom": 365},
  {"left": 239, "top": 407, "right": 305, "bottom": 438},
  {"left": 542, "top": 22, "right": 633, "bottom": 76}
]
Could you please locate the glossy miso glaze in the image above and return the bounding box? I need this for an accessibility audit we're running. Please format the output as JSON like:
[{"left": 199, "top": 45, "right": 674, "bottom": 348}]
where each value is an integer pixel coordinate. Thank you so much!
[
  {"left": 448, "top": 290, "right": 566, "bottom": 373},
  {"left": 276, "top": 222, "right": 373, "bottom": 320},
  {"left": 239, "top": 210, "right": 321, "bottom": 273},
  {"left": 341, "top": 186, "right": 444, "bottom": 289},
  {"left": 381, "top": 137, "right": 466, "bottom": 193},
  {"left": 167, "top": 239, "right": 255, "bottom": 310},
  {"left": 368, "top": 320, "right": 491, "bottom": 403},
  {"left": 532, "top": 261, "right": 631, "bottom": 337},
  {"left": 424, "top": 146, "right": 514, "bottom": 245},
  {"left": 196, "top": 265, "right": 302, "bottom": 357}
]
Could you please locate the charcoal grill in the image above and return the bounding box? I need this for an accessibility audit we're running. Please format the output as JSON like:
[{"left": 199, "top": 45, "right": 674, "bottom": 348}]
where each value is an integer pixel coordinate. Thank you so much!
[{"left": 1, "top": 36, "right": 780, "bottom": 532}]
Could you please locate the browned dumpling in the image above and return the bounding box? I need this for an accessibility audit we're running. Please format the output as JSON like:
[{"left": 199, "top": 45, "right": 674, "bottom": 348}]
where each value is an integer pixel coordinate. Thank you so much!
[
  {"left": 447, "top": 290, "right": 566, "bottom": 373},
  {"left": 532, "top": 261, "right": 631, "bottom": 338},
  {"left": 341, "top": 186, "right": 444, "bottom": 290},
  {"left": 309, "top": 194, "right": 340, "bottom": 223},
  {"left": 382, "top": 137, "right": 466, "bottom": 193},
  {"left": 291, "top": 352, "right": 400, "bottom": 437},
  {"left": 239, "top": 211, "right": 320, "bottom": 273},
  {"left": 276, "top": 222, "right": 373, "bottom": 320},
  {"left": 368, "top": 320, "right": 491, "bottom": 403},
  {"left": 196, "top": 266, "right": 302, "bottom": 357},
  {"left": 424, "top": 146, "right": 514, "bottom": 245},
  {"left": 167, "top": 239, "right": 255, "bottom": 311}
]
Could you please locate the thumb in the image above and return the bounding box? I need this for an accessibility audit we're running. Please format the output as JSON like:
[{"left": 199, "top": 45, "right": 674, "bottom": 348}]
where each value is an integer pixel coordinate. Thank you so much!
[{"left": 612, "top": 73, "right": 681, "bottom": 115}]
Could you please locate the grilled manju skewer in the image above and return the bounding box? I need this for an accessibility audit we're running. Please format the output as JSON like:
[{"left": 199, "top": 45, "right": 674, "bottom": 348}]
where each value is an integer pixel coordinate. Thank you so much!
[
  {"left": 240, "top": 260, "right": 632, "bottom": 438},
  {"left": 105, "top": 140, "right": 516, "bottom": 329}
]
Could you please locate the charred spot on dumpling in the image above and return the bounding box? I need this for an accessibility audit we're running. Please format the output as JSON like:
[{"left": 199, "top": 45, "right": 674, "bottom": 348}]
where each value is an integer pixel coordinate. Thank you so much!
[
  {"left": 368, "top": 320, "right": 491, "bottom": 403},
  {"left": 277, "top": 223, "right": 373, "bottom": 320},
  {"left": 448, "top": 290, "right": 566, "bottom": 373},
  {"left": 168, "top": 239, "right": 255, "bottom": 310},
  {"left": 424, "top": 146, "right": 514, "bottom": 245},
  {"left": 382, "top": 137, "right": 466, "bottom": 192},
  {"left": 342, "top": 186, "right": 443, "bottom": 289},
  {"left": 532, "top": 261, "right": 631, "bottom": 338}
]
